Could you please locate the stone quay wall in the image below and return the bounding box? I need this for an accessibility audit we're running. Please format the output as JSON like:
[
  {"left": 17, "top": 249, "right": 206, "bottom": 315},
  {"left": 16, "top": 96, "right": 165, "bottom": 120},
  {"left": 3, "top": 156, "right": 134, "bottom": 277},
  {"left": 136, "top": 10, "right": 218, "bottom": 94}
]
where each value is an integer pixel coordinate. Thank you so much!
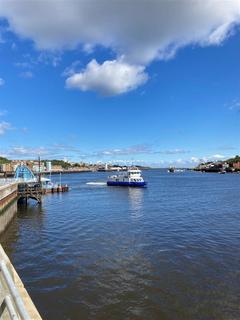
[{"left": 0, "top": 182, "right": 18, "bottom": 235}]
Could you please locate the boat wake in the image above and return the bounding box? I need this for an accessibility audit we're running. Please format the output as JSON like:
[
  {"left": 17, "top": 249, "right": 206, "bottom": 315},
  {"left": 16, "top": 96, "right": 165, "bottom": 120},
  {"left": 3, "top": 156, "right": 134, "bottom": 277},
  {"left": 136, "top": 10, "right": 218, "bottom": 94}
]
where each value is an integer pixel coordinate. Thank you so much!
[{"left": 86, "top": 182, "right": 107, "bottom": 186}]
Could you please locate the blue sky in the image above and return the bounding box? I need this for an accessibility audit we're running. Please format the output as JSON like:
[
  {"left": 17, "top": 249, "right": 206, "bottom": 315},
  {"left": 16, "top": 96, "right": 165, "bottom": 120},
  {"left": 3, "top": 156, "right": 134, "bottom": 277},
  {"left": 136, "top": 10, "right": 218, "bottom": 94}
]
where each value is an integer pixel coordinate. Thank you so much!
[{"left": 0, "top": 1, "right": 240, "bottom": 167}]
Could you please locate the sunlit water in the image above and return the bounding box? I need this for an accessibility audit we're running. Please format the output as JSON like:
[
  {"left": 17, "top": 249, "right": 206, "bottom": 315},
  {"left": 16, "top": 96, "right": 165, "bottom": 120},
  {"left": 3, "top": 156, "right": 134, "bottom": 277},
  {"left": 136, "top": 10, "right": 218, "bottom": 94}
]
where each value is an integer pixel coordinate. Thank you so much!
[{"left": 1, "top": 170, "right": 240, "bottom": 320}]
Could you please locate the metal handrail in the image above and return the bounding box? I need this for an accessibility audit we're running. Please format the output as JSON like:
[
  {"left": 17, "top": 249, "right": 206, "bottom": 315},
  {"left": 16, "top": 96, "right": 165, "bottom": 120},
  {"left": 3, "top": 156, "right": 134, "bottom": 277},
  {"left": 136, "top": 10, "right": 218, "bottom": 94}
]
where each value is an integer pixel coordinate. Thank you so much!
[
  {"left": 0, "top": 260, "right": 31, "bottom": 320},
  {"left": 1, "top": 295, "right": 19, "bottom": 320}
]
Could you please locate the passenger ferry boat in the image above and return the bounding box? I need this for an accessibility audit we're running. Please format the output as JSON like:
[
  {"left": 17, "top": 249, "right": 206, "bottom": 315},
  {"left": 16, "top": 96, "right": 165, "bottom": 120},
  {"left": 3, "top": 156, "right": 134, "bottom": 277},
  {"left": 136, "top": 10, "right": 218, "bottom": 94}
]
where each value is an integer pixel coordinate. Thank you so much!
[{"left": 107, "top": 168, "right": 147, "bottom": 187}]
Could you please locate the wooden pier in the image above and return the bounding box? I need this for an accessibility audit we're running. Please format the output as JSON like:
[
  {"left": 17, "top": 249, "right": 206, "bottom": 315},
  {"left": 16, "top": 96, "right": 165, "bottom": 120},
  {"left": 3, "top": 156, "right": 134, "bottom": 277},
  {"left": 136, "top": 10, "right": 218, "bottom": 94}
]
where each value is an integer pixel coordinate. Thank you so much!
[
  {"left": 18, "top": 182, "right": 42, "bottom": 204},
  {"left": 42, "top": 185, "right": 69, "bottom": 194},
  {"left": 18, "top": 182, "right": 69, "bottom": 204}
]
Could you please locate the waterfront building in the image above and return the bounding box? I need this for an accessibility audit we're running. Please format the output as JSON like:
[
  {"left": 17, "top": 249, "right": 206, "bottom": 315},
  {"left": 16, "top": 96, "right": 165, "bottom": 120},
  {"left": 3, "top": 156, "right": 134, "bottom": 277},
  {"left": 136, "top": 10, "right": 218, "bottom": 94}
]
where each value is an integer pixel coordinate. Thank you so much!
[
  {"left": 32, "top": 164, "right": 46, "bottom": 173},
  {"left": 233, "top": 162, "right": 240, "bottom": 169},
  {"left": 52, "top": 165, "right": 63, "bottom": 172},
  {"left": 46, "top": 161, "right": 52, "bottom": 172},
  {"left": 0, "top": 163, "right": 14, "bottom": 172}
]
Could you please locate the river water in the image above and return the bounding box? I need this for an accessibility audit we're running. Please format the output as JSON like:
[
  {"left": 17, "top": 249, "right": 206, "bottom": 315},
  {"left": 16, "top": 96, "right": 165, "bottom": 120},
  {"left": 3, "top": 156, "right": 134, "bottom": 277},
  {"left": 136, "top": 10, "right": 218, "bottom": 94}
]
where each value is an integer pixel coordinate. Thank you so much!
[{"left": 1, "top": 170, "right": 240, "bottom": 320}]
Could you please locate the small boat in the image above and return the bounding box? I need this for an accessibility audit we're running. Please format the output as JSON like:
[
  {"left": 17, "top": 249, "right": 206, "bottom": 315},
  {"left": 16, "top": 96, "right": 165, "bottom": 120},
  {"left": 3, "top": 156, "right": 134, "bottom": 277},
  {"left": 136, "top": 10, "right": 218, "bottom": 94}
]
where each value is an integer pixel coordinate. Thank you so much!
[
  {"left": 168, "top": 167, "right": 175, "bottom": 173},
  {"left": 107, "top": 168, "right": 147, "bottom": 187},
  {"left": 219, "top": 170, "right": 226, "bottom": 174}
]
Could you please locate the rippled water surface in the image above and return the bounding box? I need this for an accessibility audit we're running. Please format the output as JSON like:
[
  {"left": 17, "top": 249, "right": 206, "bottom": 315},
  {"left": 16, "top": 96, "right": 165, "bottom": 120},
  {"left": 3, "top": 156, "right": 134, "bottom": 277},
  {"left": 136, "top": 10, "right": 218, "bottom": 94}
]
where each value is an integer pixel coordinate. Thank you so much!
[{"left": 1, "top": 170, "right": 240, "bottom": 320}]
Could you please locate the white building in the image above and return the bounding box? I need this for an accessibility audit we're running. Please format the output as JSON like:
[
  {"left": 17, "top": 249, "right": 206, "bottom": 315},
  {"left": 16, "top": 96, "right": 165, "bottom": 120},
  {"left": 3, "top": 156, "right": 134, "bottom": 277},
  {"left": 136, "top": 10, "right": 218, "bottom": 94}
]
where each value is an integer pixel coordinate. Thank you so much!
[{"left": 46, "top": 161, "right": 52, "bottom": 172}]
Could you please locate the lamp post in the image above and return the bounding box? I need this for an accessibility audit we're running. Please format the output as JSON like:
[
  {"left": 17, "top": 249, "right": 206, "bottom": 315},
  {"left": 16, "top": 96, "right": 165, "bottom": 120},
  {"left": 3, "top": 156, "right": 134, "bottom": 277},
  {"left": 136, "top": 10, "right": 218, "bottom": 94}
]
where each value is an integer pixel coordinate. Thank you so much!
[{"left": 38, "top": 156, "right": 41, "bottom": 184}]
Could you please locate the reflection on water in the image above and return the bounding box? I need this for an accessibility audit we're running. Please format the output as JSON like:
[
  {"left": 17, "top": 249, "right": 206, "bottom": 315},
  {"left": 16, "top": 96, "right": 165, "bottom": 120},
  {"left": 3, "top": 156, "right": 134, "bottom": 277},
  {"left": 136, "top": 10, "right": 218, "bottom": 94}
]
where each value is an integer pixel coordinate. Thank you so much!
[
  {"left": 1, "top": 170, "right": 240, "bottom": 320},
  {"left": 128, "top": 187, "right": 144, "bottom": 219}
]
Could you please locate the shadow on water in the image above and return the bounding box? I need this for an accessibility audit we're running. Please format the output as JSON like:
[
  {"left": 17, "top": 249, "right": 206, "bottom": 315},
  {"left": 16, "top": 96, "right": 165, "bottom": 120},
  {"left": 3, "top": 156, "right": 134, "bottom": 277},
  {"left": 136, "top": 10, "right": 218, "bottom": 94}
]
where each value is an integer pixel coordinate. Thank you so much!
[
  {"left": 1, "top": 200, "right": 45, "bottom": 254},
  {"left": 0, "top": 200, "right": 18, "bottom": 246},
  {"left": 17, "top": 200, "right": 44, "bottom": 217}
]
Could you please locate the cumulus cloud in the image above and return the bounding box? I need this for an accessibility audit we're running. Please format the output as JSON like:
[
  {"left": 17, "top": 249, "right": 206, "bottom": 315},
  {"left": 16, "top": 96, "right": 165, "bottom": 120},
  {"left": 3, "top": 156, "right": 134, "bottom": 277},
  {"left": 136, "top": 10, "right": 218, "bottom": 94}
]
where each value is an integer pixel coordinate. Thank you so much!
[
  {"left": 66, "top": 59, "right": 148, "bottom": 96},
  {"left": 0, "top": 1, "right": 239, "bottom": 63},
  {"left": 0, "top": 0, "right": 240, "bottom": 94}
]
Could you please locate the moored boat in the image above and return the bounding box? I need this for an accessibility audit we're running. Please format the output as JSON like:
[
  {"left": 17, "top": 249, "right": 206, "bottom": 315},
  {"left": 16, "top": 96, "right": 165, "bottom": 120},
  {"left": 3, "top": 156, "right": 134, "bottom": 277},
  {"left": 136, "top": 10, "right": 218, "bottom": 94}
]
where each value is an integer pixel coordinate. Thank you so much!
[{"left": 107, "top": 168, "right": 147, "bottom": 187}]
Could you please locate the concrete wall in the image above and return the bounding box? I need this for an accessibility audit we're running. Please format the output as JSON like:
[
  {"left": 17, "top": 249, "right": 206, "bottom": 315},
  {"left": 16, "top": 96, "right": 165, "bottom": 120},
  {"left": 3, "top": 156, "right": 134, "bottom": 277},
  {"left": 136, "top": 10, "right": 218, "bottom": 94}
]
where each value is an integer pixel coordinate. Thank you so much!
[
  {"left": 0, "top": 182, "right": 18, "bottom": 235},
  {"left": 0, "top": 200, "right": 17, "bottom": 235}
]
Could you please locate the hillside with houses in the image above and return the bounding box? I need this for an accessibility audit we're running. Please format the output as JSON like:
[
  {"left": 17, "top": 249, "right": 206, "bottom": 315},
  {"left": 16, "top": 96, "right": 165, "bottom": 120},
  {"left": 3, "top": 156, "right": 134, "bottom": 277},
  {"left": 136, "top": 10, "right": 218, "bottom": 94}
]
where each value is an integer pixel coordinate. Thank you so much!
[{"left": 195, "top": 156, "right": 240, "bottom": 173}]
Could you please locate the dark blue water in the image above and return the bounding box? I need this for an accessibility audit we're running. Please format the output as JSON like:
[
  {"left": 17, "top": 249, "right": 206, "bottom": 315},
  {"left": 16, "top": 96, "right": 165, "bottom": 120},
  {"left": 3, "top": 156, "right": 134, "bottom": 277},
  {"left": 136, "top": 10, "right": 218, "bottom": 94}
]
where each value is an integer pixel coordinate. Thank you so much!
[{"left": 1, "top": 170, "right": 240, "bottom": 319}]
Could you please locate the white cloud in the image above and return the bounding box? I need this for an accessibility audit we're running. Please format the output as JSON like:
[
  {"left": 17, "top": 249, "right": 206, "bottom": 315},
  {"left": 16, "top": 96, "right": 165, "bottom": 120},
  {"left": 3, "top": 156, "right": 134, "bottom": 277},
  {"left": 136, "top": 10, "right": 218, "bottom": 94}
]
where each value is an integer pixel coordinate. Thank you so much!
[
  {"left": 4, "top": 144, "right": 84, "bottom": 159},
  {"left": 9, "top": 146, "right": 48, "bottom": 156},
  {"left": 0, "top": 78, "right": 5, "bottom": 86},
  {"left": 66, "top": 59, "right": 148, "bottom": 96},
  {"left": 211, "top": 154, "right": 226, "bottom": 160},
  {"left": 153, "top": 153, "right": 227, "bottom": 168},
  {"left": 91, "top": 145, "right": 191, "bottom": 157},
  {"left": 91, "top": 144, "right": 151, "bottom": 157},
  {"left": 0, "top": 121, "right": 11, "bottom": 135},
  {"left": 62, "top": 60, "right": 82, "bottom": 77},
  {"left": 0, "top": 1, "right": 240, "bottom": 94},
  {"left": 228, "top": 98, "right": 240, "bottom": 111},
  {"left": 0, "top": 0, "right": 239, "bottom": 64}
]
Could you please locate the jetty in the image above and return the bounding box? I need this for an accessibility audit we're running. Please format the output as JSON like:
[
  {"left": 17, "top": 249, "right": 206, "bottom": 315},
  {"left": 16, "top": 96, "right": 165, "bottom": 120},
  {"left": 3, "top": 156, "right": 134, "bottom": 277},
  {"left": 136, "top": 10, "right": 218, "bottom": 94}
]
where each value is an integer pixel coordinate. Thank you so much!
[
  {"left": 17, "top": 182, "right": 42, "bottom": 204},
  {"left": 14, "top": 164, "right": 69, "bottom": 205},
  {"left": 0, "top": 164, "right": 71, "bottom": 319}
]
